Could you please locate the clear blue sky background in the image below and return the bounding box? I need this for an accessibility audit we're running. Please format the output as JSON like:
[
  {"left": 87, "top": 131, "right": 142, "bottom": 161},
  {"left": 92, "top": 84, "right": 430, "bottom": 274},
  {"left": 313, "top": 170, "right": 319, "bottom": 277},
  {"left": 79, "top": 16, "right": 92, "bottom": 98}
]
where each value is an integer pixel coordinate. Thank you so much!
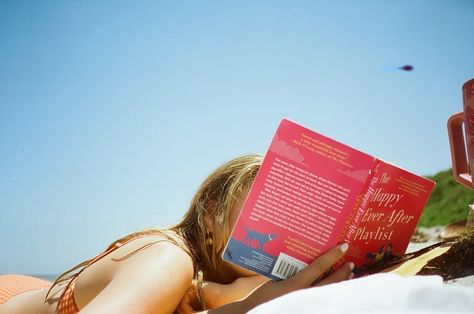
[{"left": 1, "top": 1, "right": 473, "bottom": 275}]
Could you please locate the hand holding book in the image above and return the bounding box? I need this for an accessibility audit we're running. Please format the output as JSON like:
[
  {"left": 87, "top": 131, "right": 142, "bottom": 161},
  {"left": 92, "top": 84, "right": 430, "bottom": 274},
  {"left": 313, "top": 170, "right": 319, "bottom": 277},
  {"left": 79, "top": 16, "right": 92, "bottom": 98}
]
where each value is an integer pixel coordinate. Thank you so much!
[
  {"left": 199, "top": 243, "right": 352, "bottom": 314},
  {"left": 223, "top": 118, "right": 435, "bottom": 279}
]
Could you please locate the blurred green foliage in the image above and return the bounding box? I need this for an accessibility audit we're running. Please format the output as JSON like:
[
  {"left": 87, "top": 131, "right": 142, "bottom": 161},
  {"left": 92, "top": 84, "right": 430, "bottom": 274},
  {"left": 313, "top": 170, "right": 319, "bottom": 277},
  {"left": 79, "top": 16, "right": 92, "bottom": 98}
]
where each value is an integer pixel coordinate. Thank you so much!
[{"left": 418, "top": 169, "right": 474, "bottom": 227}]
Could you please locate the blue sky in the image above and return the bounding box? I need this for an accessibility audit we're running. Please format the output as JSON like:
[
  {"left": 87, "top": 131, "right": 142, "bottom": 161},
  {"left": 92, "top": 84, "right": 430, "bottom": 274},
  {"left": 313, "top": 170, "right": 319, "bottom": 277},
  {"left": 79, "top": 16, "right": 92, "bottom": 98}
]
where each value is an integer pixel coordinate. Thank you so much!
[{"left": 1, "top": 0, "right": 473, "bottom": 275}]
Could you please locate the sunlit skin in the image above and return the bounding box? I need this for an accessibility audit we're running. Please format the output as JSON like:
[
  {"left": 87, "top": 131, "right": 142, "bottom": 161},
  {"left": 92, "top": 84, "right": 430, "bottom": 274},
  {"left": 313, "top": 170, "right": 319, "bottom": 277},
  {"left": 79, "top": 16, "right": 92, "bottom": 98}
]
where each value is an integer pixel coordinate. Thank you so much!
[
  {"left": 0, "top": 190, "right": 351, "bottom": 313},
  {"left": 0, "top": 179, "right": 353, "bottom": 314}
]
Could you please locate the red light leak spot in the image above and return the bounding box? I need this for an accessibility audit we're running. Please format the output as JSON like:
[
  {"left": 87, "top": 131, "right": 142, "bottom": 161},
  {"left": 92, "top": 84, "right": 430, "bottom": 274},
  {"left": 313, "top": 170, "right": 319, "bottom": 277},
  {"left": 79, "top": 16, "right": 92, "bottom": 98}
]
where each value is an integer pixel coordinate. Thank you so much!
[{"left": 398, "top": 65, "right": 414, "bottom": 71}]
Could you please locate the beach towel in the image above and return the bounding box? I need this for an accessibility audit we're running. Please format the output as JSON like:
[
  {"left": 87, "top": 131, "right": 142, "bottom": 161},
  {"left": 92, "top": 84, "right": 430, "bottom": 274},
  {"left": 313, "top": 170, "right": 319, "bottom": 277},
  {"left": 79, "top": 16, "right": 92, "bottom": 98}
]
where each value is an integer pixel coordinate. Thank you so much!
[{"left": 250, "top": 273, "right": 474, "bottom": 314}]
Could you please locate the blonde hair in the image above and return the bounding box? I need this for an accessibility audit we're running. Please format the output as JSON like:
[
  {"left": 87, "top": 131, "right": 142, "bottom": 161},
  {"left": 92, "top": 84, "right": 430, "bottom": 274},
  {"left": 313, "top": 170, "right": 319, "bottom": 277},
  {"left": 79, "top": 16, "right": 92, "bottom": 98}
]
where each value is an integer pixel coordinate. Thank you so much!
[
  {"left": 171, "top": 154, "right": 263, "bottom": 278},
  {"left": 46, "top": 154, "right": 263, "bottom": 300}
]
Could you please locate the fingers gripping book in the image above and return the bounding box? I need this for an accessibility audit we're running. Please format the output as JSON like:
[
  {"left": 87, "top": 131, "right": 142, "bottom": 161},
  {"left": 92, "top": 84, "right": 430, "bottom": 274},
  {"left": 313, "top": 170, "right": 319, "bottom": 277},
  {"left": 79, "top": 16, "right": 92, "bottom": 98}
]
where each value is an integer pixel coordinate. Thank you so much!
[{"left": 223, "top": 118, "right": 435, "bottom": 280}]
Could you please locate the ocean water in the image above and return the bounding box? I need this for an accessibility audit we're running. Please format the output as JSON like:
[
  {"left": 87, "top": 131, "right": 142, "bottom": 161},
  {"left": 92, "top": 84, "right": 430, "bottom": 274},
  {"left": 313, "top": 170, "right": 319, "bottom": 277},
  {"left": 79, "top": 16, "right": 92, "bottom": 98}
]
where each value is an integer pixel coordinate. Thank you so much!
[{"left": 33, "top": 274, "right": 59, "bottom": 282}]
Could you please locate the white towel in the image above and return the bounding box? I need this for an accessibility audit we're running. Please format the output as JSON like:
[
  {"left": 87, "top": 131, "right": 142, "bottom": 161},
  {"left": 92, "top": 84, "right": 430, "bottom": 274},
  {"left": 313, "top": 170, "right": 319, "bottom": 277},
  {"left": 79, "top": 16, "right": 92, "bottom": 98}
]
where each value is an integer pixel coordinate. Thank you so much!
[{"left": 250, "top": 274, "right": 474, "bottom": 314}]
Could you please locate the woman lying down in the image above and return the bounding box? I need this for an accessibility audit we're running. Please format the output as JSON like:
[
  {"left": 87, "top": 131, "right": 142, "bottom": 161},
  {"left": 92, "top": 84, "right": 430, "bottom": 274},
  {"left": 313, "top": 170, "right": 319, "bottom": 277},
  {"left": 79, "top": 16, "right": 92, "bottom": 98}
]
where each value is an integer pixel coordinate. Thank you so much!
[
  {"left": 0, "top": 155, "right": 354, "bottom": 314},
  {"left": 3, "top": 154, "right": 474, "bottom": 313}
]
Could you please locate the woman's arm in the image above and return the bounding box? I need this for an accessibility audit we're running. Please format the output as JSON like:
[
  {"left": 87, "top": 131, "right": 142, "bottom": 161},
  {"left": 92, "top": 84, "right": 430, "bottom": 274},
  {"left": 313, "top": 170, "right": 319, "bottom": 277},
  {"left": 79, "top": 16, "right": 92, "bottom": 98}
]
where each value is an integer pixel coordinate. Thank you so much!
[
  {"left": 176, "top": 273, "right": 270, "bottom": 312},
  {"left": 202, "top": 275, "right": 270, "bottom": 309},
  {"left": 80, "top": 241, "right": 194, "bottom": 314},
  {"left": 204, "top": 243, "right": 353, "bottom": 314}
]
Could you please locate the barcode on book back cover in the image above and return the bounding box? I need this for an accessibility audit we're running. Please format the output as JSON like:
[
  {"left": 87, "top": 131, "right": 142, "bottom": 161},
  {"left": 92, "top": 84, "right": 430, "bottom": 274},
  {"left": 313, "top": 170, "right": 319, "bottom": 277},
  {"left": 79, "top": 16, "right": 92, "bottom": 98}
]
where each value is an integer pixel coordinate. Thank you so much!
[{"left": 271, "top": 252, "right": 308, "bottom": 280}]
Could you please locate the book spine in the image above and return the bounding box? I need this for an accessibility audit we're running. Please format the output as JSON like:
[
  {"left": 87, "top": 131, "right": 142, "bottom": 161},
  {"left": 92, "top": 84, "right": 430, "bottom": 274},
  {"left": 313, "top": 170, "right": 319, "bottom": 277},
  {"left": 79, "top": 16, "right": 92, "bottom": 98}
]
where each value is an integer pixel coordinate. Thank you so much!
[{"left": 339, "top": 160, "right": 380, "bottom": 244}]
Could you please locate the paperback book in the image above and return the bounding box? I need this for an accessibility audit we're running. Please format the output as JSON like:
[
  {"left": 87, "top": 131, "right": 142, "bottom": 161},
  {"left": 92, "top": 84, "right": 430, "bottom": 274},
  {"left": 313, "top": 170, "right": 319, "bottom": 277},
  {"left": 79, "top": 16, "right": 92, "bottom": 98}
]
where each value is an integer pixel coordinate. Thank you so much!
[{"left": 223, "top": 118, "right": 435, "bottom": 280}]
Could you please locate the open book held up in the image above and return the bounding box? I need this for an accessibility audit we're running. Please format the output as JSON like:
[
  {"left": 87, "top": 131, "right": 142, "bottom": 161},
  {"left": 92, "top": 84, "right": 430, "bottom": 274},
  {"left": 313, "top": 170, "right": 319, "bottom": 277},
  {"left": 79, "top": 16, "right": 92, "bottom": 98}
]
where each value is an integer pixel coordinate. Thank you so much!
[{"left": 223, "top": 118, "right": 435, "bottom": 280}]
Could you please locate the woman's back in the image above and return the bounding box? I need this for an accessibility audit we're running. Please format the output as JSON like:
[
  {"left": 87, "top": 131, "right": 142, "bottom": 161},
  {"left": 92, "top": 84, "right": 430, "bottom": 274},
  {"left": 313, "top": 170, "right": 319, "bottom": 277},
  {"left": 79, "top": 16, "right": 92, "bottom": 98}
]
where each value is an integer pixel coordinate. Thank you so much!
[{"left": 0, "top": 234, "right": 194, "bottom": 313}]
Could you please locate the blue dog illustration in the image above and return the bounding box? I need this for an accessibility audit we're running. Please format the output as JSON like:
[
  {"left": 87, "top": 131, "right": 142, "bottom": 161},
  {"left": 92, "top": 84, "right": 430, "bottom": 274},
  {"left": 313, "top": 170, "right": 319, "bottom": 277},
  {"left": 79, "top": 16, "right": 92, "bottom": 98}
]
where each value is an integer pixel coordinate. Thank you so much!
[{"left": 243, "top": 227, "right": 278, "bottom": 251}]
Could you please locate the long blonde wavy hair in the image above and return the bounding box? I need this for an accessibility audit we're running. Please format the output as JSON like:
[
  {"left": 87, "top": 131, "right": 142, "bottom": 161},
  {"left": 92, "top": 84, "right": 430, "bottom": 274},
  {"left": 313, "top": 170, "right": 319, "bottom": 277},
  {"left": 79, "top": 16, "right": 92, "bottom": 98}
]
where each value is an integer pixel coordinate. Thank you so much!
[
  {"left": 46, "top": 154, "right": 263, "bottom": 299},
  {"left": 172, "top": 154, "right": 263, "bottom": 279}
]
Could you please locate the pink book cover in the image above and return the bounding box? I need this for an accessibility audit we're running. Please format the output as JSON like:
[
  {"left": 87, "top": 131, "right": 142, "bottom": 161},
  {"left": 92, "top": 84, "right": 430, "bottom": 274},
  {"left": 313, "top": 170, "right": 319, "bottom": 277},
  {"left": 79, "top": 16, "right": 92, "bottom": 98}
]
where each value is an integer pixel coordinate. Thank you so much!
[
  {"left": 346, "top": 160, "right": 435, "bottom": 275},
  {"left": 223, "top": 118, "right": 435, "bottom": 280}
]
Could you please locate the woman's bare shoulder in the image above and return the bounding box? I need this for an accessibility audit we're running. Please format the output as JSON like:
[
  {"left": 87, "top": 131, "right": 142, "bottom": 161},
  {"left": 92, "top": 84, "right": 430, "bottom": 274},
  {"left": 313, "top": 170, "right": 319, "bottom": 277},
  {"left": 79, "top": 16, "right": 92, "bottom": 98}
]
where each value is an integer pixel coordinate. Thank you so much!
[{"left": 77, "top": 234, "right": 195, "bottom": 313}]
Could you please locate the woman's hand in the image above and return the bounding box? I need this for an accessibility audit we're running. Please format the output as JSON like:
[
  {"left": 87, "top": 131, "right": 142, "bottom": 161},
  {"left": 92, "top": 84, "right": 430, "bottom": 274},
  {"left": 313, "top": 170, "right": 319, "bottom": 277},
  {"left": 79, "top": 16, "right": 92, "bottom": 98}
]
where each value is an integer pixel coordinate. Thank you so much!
[
  {"left": 242, "top": 242, "right": 353, "bottom": 311},
  {"left": 205, "top": 242, "right": 353, "bottom": 314}
]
